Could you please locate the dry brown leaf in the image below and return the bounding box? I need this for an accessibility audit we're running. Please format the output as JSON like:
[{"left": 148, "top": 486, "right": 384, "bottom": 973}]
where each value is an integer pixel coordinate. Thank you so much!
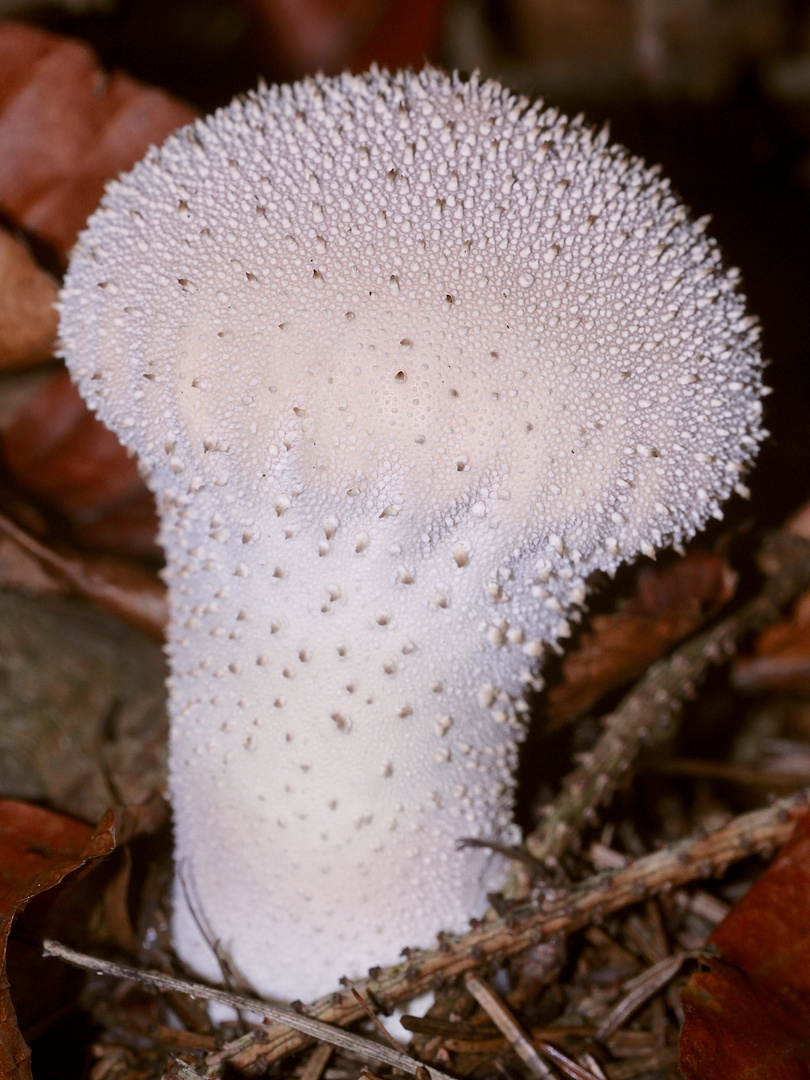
[
  {"left": 1, "top": 369, "right": 160, "bottom": 559},
  {"left": 0, "top": 22, "right": 196, "bottom": 261},
  {"left": 0, "top": 510, "right": 166, "bottom": 638},
  {"left": 1, "top": 799, "right": 168, "bottom": 1080},
  {"left": 0, "top": 228, "right": 58, "bottom": 370},
  {"left": 0, "top": 367, "right": 53, "bottom": 433},
  {"left": 243, "top": 0, "right": 447, "bottom": 76},
  {"left": 756, "top": 588, "right": 810, "bottom": 655},
  {"left": 680, "top": 809, "right": 810, "bottom": 1079},
  {"left": 547, "top": 552, "right": 738, "bottom": 728},
  {"left": 0, "top": 23, "right": 196, "bottom": 565},
  {"left": 0, "top": 802, "right": 110, "bottom": 1080},
  {"left": 784, "top": 499, "right": 810, "bottom": 543},
  {"left": 0, "top": 588, "right": 168, "bottom": 822},
  {"left": 0, "top": 533, "right": 63, "bottom": 596},
  {"left": 732, "top": 587, "right": 810, "bottom": 692}
]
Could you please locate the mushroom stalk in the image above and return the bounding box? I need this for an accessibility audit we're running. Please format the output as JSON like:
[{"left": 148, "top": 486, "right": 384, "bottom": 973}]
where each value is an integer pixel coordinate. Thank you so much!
[
  {"left": 59, "top": 67, "right": 764, "bottom": 1004},
  {"left": 168, "top": 475, "right": 533, "bottom": 999}
]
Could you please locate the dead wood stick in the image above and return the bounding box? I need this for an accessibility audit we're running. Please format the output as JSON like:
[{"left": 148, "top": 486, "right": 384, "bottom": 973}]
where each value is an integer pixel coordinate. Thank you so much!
[
  {"left": 594, "top": 952, "right": 694, "bottom": 1040},
  {"left": 212, "top": 788, "right": 808, "bottom": 1073},
  {"left": 526, "top": 531, "right": 810, "bottom": 868},
  {"left": 464, "top": 974, "right": 602, "bottom": 1080},
  {"left": 299, "top": 1043, "right": 333, "bottom": 1080},
  {"left": 464, "top": 973, "right": 553, "bottom": 1077},
  {"left": 40, "top": 939, "right": 453, "bottom": 1080}
]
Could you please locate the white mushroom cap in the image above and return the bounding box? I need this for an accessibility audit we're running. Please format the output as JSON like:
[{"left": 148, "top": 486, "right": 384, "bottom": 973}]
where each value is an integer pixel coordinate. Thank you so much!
[{"left": 59, "top": 67, "right": 764, "bottom": 1002}]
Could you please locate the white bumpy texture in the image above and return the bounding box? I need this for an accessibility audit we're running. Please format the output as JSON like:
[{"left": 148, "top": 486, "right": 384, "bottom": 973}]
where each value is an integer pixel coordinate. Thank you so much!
[{"left": 59, "top": 68, "right": 764, "bottom": 1002}]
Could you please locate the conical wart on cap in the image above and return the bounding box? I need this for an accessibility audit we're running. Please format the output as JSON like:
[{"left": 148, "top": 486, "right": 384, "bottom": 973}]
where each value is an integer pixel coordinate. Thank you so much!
[{"left": 59, "top": 67, "right": 764, "bottom": 1002}]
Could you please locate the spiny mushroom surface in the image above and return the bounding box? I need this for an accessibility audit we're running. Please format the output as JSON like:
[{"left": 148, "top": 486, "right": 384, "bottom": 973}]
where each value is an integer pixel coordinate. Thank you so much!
[{"left": 59, "top": 67, "right": 764, "bottom": 1003}]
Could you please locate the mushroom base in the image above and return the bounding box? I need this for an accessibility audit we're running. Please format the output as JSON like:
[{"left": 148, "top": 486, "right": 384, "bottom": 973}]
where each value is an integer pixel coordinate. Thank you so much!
[
  {"left": 170, "top": 839, "right": 509, "bottom": 1003},
  {"left": 165, "top": 495, "right": 536, "bottom": 1002}
]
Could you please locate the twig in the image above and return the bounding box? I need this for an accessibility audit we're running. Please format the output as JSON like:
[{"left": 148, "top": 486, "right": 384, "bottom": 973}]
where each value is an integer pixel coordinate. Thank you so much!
[
  {"left": 400, "top": 1016, "right": 499, "bottom": 1041},
  {"left": 644, "top": 757, "right": 810, "bottom": 788},
  {"left": 594, "top": 952, "right": 695, "bottom": 1040},
  {"left": 299, "top": 1043, "right": 333, "bottom": 1080},
  {"left": 40, "top": 939, "right": 454, "bottom": 1080},
  {"left": 348, "top": 984, "right": 403, "bottom": 1052},
  {"left": 403, "top": 979, "right": 476, "bottom": 1063},
  {"left": 466, "top": 974, "right": 600, "bottom": 1080},
  {"left": 526, "top": 531, "right": 810, "bottom": 868},
  {"left": 530, "top": 1041, "right": 604, "bottom": 1080},
  {"left": 211, "top": 789, "right": 808, "bottom": 1073},
  {"left": 464, "top": 973, "right": 552, "bottom": 1078},
  {"left": 604, "top": 1045, "right": 679, "bottom": 1080}
]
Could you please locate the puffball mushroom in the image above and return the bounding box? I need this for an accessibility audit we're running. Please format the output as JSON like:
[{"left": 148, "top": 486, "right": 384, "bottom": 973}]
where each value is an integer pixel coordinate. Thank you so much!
[{"left": 59, "top": 67, "right": 764, "bottom": 1002}]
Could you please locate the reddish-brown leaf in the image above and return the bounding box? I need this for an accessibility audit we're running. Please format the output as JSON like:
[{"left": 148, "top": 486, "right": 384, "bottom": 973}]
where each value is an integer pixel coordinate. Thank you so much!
[
  {"left": 681, "top": 959, "right": 810, "bottom": 1080},
  {"left": 0, "top": 802, "right": 107, "bottom": 1080},
  {"left": 0, "top": 23, "right": 196, "bottom": 261},
  {"left": 0, "top": 803, "right": 110, "bottom": 928},
  {"left": 0, "top": 511, "right": 167, "bottom": 638},
  {"left": 0, "top": 799, "right": 168, "bottom": 1080},
  {"left": 0, "top": 229, "right": 58, "bottom": 371},
  {"left": 348, "top": 0, "right": 447, "bottom": 71},
  {"left": 709, "top": 811, "right": 810, "bottom": 993},
  {"left": 0, "top": 531, "right": 63, "bottom": 597},
  {"left": 241, "top": 0, "right": 447, "bottom": 76},
  {"left": 0, "top": 24, "right": 197, "bottom": 560},
  {"left": 1, "top": 369, "right": 160, "bottom": 559},
  {"left": 547, "top": 552, "right": 738, "bottom": 727},
  {"left": 785, "top": 502, "right": 810, "bottom": 541},
  {"left": 733, "top": 587, "right": 810, "bottom": 693},
  {"left": 680, "top": 810, "right": 810, "bottom": 1079}
]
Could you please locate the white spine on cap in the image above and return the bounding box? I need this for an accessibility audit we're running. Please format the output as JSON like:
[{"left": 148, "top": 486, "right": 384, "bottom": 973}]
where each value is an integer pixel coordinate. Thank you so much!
[{"left": 59, "top": 67, "right": 764, "bottom": 1001}]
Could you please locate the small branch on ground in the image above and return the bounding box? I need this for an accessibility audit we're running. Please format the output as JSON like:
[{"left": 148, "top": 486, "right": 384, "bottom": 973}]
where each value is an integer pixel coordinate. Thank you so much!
[
  {"left": 212, "top": 788, "right": 808, "bottom": 1072},
  {"left": 525, "top": 531, "right": 810, "bottom": 869},
  {"left": 42, "top": 791, "right": 808, "bottom": 1073},
  {"left": 40, "top": 940, "right": 454, "bottom": 1080},
  {"left": 464, "top": 973, "right": 554, "bottom": 1078}
]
